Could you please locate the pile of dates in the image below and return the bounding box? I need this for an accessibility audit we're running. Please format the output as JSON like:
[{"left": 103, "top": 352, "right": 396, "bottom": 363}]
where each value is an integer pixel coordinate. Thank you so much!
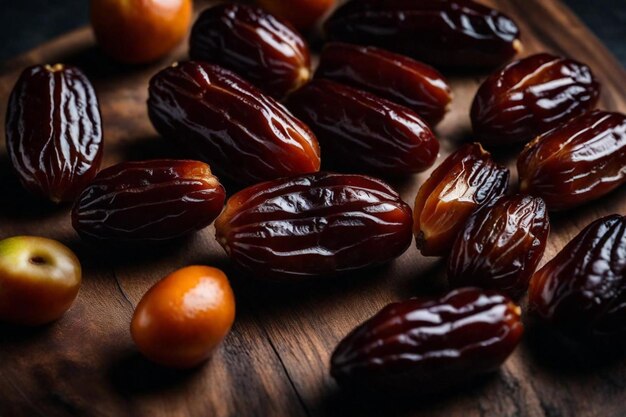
[{"left": 4, "top": 0, "right": 626, "bottom": 397}]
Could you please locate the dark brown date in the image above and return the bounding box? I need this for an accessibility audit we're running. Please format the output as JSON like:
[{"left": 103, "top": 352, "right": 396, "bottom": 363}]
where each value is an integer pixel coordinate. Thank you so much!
[
  {"left": 190, "top": 4, "right": 311, "bottom": 98},
  {"left": 471, "top": 53, "right": 600, "bottom": 145},
  {"left": 315, "top": 43, "right": 452, "bottom": 126},
  {"left": 214, "top": 172, "right": 413, "bottom": 280},
  {"left": 518, "top": 110, "right": 626, "bottom": 211},
  {"left": 72, "top": 160, "right": 225, "bottom": 243},
  {"left": 324, "top": 0, "right": 522, "bottom": 68},
  {"left": 5, "top": 64, "right": 103, "bottom": 203},
  {"left": 529, "top": 215, "right": 626, "bottom": 338},
  {"left": 414, "top": 143, "right": 509, "bottom": 256},
  {"left": 287, "top": 79, "right": 439, "bottom": 176},
  {"left": 331, "top": 287, "right": 524, "bottom": 394},
  {"left": 148, "top": 61, "right": 321, "bottom": 184},
  {"left": 448, "top": 195, "right": 550, "bottom": 298}
]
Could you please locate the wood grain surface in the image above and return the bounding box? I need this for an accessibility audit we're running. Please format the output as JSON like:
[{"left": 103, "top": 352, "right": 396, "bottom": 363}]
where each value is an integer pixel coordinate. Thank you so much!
[{"left": 1, "top": 1, "right": 626, "bottom": 417}]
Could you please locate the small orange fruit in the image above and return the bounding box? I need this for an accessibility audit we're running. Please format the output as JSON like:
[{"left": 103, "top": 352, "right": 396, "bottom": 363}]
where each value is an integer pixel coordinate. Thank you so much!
[
  {"left": 90, "top": 0, "right": 192, "bottom": 64},
  {"left": 0, "top": 236, "right": 82, "bottom": 326},
  {"left": 131, "top": 266, "right": 235, "bottom": 368}
]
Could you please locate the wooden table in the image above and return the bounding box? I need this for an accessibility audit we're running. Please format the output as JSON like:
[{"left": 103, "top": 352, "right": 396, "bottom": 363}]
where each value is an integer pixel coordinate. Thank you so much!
[{"left": 1, "top": 1, "right": 625, "bottom": 416}]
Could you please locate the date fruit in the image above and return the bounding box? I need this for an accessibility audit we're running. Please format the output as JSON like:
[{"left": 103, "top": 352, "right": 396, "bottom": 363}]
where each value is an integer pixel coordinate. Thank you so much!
[
  {"left": 448, "top": 195, "right": 550, "bottom": 298},
  {"left": 324, "top": 0, "right": 522, "bottom": 68},
  {"left": 215, "top": 172, "right": 413, "bottom": 280},
  {"left": 414, "top": 143, "right": 509, "bottom": 256},
  {"left": 287, "top": 79, "right": 439, "bottom": 176},
  {"left": 331, "top": 287, "right": 524, "bottom": 394},
  {"left": 148, "top": 61, "right": 321, "bottom": 184},
  {"left": 257, "top": 0, "right": 335, "bottom": 31},
  {"left": 5, "top": 64, "right": 103, "bottom": 203},
  {"left": 529, "top": 215, "right": 626, "bottom": 338},
  {"left": 471, "top": 53, "right": 600, "bottom": 145},
  {"left": 518, "top": 110, "right": 626, "bottom": 211},
  {"left": 315, "top": 43, "right": 452, "bottom": 126},
  {"left": 72, "top": 160, "right": 225, "bottom": 243},
  {"left": 190, "top": 4, "right": 311, "bottom": 98}
]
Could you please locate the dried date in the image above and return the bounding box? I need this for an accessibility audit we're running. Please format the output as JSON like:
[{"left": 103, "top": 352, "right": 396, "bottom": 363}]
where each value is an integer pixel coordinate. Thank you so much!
[
  {"left": 190, "top": 4, "right": 311, "bottom": 98},
  {"left": 471, "top": 53, "right": 600, "bottom": 145},
  {"left": 529, "top": 215, "right": 626, "bottom": 338},
  {"left": 5, "top": 64, "right": 103, "bottom": 203},
  {"left": 287, "top": 79, "right": 439, "bottom": 176},
  {"left": 324, "top": 0, "right": 522, "bottom": 68},
  {"left": 315, "top": 43, "right": 452, "bottom": 126},
  {"left": 72, "top": 160, "right": 225, "bottom": 243},
  {"left": 414, "top": 143, "right": 509, "bottom": 256},
  {"left": 448, "top": 195, "right": 550, "bottom": 298},
  {"left": 518, "top": 111, "right": 626, "bottom": 211},
  {"left": 148, "top": 61, "right": 321, "bottom": 184},
  {"left": 331, "top": 287, "right": 524, "bottom": 394},
  {"left": 214, "top": 172, "right": 413, "bottom": 280}
]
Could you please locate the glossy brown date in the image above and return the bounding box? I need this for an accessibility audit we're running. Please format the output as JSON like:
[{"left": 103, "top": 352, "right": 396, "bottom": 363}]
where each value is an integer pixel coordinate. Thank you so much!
[
  {"left": 214, "top": 172, "right": 413, "bottom": 280},
  {"left": 287, "top": 79, "right": 439, "bottom": 176},
  {"left": 448, "top": 195, "right": 550, "bottom": 298},
  {"left": 331, "top": 287, "right": 523, "bottom": 394},
  {"left": 148, "top": 61, "right": 321, "bottom": 185},
  {"left": 5, "top": 64, "right": 103, "bottom": 203},
  {"left": 518, "top": 110, "right": 626, "bottom": 211},
  {"left": 315, "top": 43, "right": 452, "bottom": 126},
  {"left": 471, "top": 53, "right": 600, "bottom": 145},
  {"left": 414, "top": 143, "right": 509, "bottom": 256},
  {"left": 190, "top": 4, "right": 311, "bottom": 98},
  {"left": 72, "top": 160, "right": 225, "bottom": 243},
  {"left": 324, "top": 0, "right": 522, "bottom": 68},
  {"left": 529, "top": 215, "right": 626, "bottom": 338}
]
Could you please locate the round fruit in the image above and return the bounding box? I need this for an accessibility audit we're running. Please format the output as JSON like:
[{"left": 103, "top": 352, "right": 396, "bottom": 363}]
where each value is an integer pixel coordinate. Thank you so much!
[
  {"left": 257, "top": 0, "right": 335, "bottom": 31},
  {"left": 0, "top": 236, "right": 82, "bottom": 326},
  {"left": 131, "top": 266, "right": 235, "bottom": 368},
  {"left": 90, "top": 0, "right": 192, "bottom": 64}
]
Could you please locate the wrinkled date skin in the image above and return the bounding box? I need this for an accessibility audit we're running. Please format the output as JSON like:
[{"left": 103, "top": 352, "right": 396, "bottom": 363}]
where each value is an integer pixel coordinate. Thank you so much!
[
  {"left": 331, "top": 287, "right": 523, "bottom": 394},
  {"left": 529, "top": 215, "right": 626, "bottom": 338},
  {"left": 215, "top": 172, "right": 413, "bottom": 280},
  {"left": 414, "top": 143, "right": 509, "bottom": 256},
  {"left": 471, "top": 53, "right": 600, "bottom": 145},
  {"left": 190, "top": 4, "right": 311, "bottom": 98},
  {"left": 72, "top": 160, "right": 225, "bottom": 243},
  {"left": 518, "top": 111, "right": 626, "bottom": 211},
  {"left": 448, "top": 195, "right": 550, "bottom": 298},
  {"left": 148, "top": 61, "right": 321, "bottom": 184},
  {"left": 315, "top": 43, "right": 452, "bottom": 126},
  {"left": 5, "top": 64, "right": 103, "bottom": 203},
  {"left": 287, "top": 79, "right": 439, "bottom": 176},
  {"left": 324, "top": 0, "right": 522, "bottom": 68}
]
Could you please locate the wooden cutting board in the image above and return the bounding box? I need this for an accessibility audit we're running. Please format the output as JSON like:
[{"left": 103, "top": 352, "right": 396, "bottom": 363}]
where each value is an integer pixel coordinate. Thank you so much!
[{"left": 1, "top": 1, "right": 626, "bottom": 416}]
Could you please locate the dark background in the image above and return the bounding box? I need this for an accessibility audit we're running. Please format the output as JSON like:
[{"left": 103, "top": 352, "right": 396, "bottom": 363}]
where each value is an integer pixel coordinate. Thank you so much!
[{"left": 0, "top": 0, "right": 625, "bottom": 66}]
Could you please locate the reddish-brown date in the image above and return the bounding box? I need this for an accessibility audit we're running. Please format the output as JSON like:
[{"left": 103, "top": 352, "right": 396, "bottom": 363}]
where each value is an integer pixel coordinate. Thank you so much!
[
  {"left": 331, "top": 287, "right": 524, "bottom": 394},
  {"left": 5, "top": 64, "right": 103, "bottom": 203},
  {"left": 414, "top": 143, "right": 509, "bottom": 256},
  {"left": 72, "top": 160, "right": 225, "bottom": 243},
  {"left": 315, "top": 43, "right": 452, "bottom": 126},
  {"left": 190, "top": 4, "right": 311, "bottom": 98},
  {"left": 148, "top": 61, "right": 321, "bottom": 184},
  {"left": 471, "top": 53, "right": 600, "bottom": 145},
  {"left": 518, "top": 110, "right": 626, "bottom": 211},
  {"left": 529, "top": 215, "right": 626, "bottom": 338},
  {"left": 324, "top": 0, "right": 522, "bottom": 68},
  {"left": 287, "top": 79, "right": 439, "bottom": 176},
  {"left": 214, "top": 172, "right": 413, "bottom": 280},
  {"left": 448, "top": 195, "right": 550, "bottom": 298}
]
